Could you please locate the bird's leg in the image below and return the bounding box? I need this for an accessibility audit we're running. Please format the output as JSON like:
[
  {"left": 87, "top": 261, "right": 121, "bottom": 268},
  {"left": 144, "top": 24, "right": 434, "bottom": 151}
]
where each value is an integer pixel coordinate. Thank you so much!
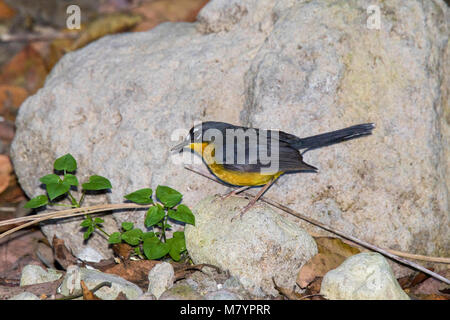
[
  {"left": 220, "top": 185, "right": 251, "bottom": 200},
  {"left": 231, "top": 178, "right": 277, "bottom": 222}
]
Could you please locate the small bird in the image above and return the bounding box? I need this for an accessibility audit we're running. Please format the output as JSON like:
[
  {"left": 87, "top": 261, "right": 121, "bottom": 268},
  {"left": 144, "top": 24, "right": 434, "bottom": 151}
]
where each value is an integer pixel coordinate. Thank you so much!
[{"left": 171, "top": 121, "right": 375, "bottom": 217}]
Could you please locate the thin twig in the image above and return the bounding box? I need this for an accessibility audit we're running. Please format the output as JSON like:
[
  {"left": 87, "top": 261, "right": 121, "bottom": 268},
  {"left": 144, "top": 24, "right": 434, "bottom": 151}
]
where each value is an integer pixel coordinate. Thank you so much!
[
  {"left": 0, "top": 203, "right": 151, "bottom": 240},
  {"left": 184, "top": 165, "right": 450, "bottom": 285},
  {"left": 56, "top": 281, "right": 112, "bottom": 300},
  {"left": 0, "top": 32, "right": 78, "bottom": 43}
]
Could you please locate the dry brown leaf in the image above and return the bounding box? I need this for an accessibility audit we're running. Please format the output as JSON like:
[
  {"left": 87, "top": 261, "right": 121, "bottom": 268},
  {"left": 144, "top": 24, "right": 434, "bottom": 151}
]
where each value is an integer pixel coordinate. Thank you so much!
[
  {"left": 0, "top": 157, "right": 25, "bottom": 204},
  {"left": 297, "top": 253, "right": 344, "bottom": 288},
  {"left": 71, "top": 13, "right": 142, "bottom": 50},
  {"left": 306, "top": 277, "right": 323, "bottom": 294},
  {"left": 47, "top": 38, "right": 75, "bottom": 71},
  {"left": 111, "top": 242, "right": 133, "bottom": 261},
  {"left": 297, "top": 237, "right": 360, "bottom": 289},
  {"left": 52, "top": 236, "right": 78, "bottom": 270},
  {"left": 0, "top": 0, "right": 15, "bottom": 19},
  {"left": 399, "top": 268, "right": 435, "bottom": 290},
  {"left": 0, "top": 120, "right": 14, "bottom": 141},
  {"left": 81, "top": 280, "right": 102, "bottom": 300},
  {"left": 132, "top": 0, "right": 209, "bottom": 32},
  {"left": 101, "top": 260, "right": 160, "bottom": 290},
  {"left": 0, "top": 175, "right": 26, "bottom": 203},
  {"left": 0, "top": 277, "right": 63, "bottom": 299},
  {"left": 0, "top": 85, "right": 28, "bottom": 121},
  {"left": 115, "top": 291, "right": 128, "bottom": 300},
  {"left": 0, "top": 45, "right": 48, "bottom": 94},
  {"left": 0, "top": 155, "right": 12, "bottom": 194},
  {"left": 272, "top": 277, "right": 303, "bottom": 300},
  {"left": 314, "top": 236, "right": 361, "bottom": 256},
  {"left": 412, "top": 293, "right": 449, "bottom": 300}
]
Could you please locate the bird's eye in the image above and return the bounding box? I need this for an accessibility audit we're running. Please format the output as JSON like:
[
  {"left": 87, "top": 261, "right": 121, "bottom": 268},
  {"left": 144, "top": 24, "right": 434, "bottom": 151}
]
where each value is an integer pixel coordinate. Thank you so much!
[{"left": 191, "top": 128, "right": 201, "bottom": 141}]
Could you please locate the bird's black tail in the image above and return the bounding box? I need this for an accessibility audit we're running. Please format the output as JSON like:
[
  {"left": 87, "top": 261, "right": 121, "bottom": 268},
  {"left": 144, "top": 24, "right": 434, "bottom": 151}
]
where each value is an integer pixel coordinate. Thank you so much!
[{"left": 293, "top": 123, "right": 375, "bottom": 150}]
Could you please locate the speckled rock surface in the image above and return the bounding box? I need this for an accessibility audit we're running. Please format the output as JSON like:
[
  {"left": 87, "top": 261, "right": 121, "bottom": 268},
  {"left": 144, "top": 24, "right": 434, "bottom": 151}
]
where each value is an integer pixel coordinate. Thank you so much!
[
  {"left": 20, "top": 265, "right": 63, "bottom": 286},
  {"left": 185, "top": 195, "right": 318, "bottom": 296},
  {"left": 147, "top": 262, "right": 175, "bottom": 299},
  {"left": 11, "top": 0, "right": 449, "bottom": 267},
  {"left": 59, "top": 266, "right": 143, "bottom": 300},
  {"left": 204, "top": 289, "right": 243, "bottom": 300},
  {"left": 320, "top": 253, "right": 410, "bottom": 300},
  {"left": 159, "top": 283, "right": 205, "bottom": 300}
]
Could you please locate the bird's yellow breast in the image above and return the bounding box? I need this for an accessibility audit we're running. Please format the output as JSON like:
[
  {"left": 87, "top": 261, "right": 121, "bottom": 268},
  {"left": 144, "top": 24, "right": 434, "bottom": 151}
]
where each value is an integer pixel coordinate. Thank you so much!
[{"left": 189, "top": 142, "right": 282, "bottom": 186}]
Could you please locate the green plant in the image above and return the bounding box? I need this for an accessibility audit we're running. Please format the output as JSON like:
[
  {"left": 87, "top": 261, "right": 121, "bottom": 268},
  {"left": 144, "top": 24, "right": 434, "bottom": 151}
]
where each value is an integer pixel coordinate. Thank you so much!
[
  {"left": 24, "top": 154, "right": 195, "bottom": 262},
  {"left": 109, "top": 186, "right": 195, "bottom": 261}
]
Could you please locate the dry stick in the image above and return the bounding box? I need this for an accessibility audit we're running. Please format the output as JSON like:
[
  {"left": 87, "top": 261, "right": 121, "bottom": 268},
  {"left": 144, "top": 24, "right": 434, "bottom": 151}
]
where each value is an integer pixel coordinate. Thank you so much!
[
  {"left": 307, "top": 231, "right": 450, "bottom": 264},
  {"left": 0, "top": 32, "right": 78, "bottom": 43},
  {"left": 0, "top": 203, "right": 151, "bottom": 240},
  {"left": 184, "top": 165, "right": 450, "bottom": 285}
]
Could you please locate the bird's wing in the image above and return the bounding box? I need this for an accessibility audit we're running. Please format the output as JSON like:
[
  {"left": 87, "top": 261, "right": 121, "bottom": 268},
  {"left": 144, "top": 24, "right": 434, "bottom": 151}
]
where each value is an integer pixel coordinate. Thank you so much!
[{"left": 217, "top": 138, "right": 316, "bottom": 173}]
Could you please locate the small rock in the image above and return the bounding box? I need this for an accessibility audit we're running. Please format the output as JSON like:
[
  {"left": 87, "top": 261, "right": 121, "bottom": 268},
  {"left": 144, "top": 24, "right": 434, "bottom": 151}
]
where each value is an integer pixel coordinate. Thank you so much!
[
  {"left": 185, "top": 278, "right": 199, "bottom": 291},
  {"left": 136, "top": 292, "right": 157, "bottom": 300},
  {"left": 185, "top": 195, "right": 318, "bottom": 296},
  {"left": 147, "top": 262, "right": 175, "bottom": 299},
  {"left": 204, "top": 289, "right": 242, "bottom": 300},
  {"left": 64, "top": 265, "right": 81, "bottom": 295},
  {"left": 188, "top": 270, "right": 219, "bottom": 295},
  {"left": 9, "top": 292, "right": 40, "bottom": 300},
  {"left": 222, "top": 276, "right": 252, "bottom": 298},
  {"left": 77, "top": 247, "right": 106, "bottom": 263},
  {"left": 159, "top": 284, "right": 204, "bottom": 300},
  {"left": 320, "top": 253, "right": 410, "bottom": 300},
  {"left": 20, "top": 265, "right": 63, "bottom": 286},
  {"left": 223, "top": 276, "right": 242, "bottom": 290},
  {"left": 59, "top": 266, "right": 142, "bottom": 300}
]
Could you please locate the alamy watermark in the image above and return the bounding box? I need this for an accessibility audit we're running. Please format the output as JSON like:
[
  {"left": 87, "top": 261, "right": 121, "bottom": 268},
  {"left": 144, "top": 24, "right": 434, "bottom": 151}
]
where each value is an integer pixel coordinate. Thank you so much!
[
  {"left": 367, "top": 5, "right": 381, "bottom": 30},
  {"left": 66, "top": 5, "right": 81, "bottom": 30}
]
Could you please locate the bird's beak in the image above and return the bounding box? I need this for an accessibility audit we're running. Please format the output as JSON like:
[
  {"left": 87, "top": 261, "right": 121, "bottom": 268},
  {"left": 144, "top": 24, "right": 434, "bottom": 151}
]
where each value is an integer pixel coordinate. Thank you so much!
[{"left": 170, "top": 139, "right": 189, "bottom": 152}]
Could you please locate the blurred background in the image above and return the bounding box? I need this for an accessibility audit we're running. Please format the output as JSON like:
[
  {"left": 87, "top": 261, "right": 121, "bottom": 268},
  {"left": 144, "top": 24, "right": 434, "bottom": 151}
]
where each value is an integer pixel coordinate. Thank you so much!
[{"left": 0, "top": 0, "right": 208, "bottom": 282}]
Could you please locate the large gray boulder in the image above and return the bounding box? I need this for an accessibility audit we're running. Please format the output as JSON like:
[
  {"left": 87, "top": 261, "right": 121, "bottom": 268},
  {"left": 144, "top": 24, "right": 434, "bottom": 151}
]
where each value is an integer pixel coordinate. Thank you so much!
[
  {"left": 11, "top": 0, "right": 449, "bottom": 266},
  {"left": 185, "top": 195, "right": 318, "bottom": 296}
]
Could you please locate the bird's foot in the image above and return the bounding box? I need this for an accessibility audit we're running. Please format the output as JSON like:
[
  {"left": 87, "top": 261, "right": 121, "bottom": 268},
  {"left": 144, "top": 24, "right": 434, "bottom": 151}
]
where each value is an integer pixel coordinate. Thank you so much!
[
  {"left": 230, "top": 198, "right": 257, "bottom": 222},
  {"left": 216, "top": 186, "right": 250, "bottom": 202}
]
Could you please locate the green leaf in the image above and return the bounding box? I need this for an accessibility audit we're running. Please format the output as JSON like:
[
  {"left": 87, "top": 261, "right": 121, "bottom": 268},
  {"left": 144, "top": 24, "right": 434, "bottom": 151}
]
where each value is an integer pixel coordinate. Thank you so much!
[
  {"left": 142, "top": 232, "right": 156, "bottom": 241},
  {"left": 134, "top": 246, "right": 142, "bottom": 256},
  {"left": 121, "top": 228, "right": 143, "bottom": 246},
  {"left": 63, "top": 174, "right": 78, "bottom": 186},
  {"left": 163, "top": 223, "right": 172, "bottom": 230},
  {"left": 83, "top": 225, "right": 94, "bottom": 240},
  {"left": 54, "top": 154, "right": 77, "bottom": 172},
  {"left": 168, "top": 204, "right": 195, "bottom": 225},
  {"left": 143, "top": 236, "right": 169, "bottom": 260},
  {"left": 173, "top": 231, "right": 185, "bottom": 239},
  {"left": 108, "top": 232, "right": 122, "bottom": 244},
  {"left": 166, "top": 236, "right": 186, "bottom": 261},
  {"left": 156, "top": 185, "right": 182, "bottom": 208},
  {"left": 39, "top": 174, "right": 60, "bottom": 185},
  {"left": 145, "top": 205, "right": 165, "bottom": 227},
  {"left": 82, "top": 175, "right": 112, "bottom": 191},
  {"left": 46, "top": 181, "right": 71, "bottom": 200},
  {"left": 121, "top": 222, "right": 134, "bottom": 231},
  {"left": 80, "top": 216, "right": 93, "bottom": 227},
  {"left": 94, "top": 217, "right": 104, "bottom": 225},
  {"left": 24, "top": 195, "right": 49, "bottom": 209},
  {"left": 124, "top": 188, "right": 153, "bottom": 204}
]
